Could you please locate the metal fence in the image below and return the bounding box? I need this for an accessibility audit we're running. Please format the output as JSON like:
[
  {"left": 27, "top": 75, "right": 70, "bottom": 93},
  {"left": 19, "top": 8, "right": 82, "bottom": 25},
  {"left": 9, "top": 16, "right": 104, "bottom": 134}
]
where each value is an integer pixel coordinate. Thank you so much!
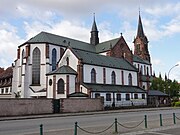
[{"left": 39, "top": 113, "right": 180, "bottom": 135}]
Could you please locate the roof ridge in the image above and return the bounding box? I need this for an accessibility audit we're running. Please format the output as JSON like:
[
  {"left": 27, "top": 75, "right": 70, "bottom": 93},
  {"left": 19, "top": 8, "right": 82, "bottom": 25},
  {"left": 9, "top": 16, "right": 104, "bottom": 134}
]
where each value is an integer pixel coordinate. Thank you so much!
[
  {"left": 41, "top": 31, "right": 90, "bottom": 45},
  {"left": 97, "top": 37, "right": 119, "bottom": 45}
]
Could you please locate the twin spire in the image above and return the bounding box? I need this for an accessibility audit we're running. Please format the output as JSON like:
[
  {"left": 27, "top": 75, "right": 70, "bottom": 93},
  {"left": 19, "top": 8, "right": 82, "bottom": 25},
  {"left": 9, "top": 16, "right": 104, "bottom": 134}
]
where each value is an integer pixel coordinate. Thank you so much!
[
  {"left": 90, "top": 13, "right": 99, "bottom": 45},
  {"left": 90, "top": 12, "right": 146, "bottom": 45},
  {"left": 137, "top": 11, "right": 145, "bottom": 38},
  {"left": 91, "top": 13, "right": 98, "bottom": 32}
]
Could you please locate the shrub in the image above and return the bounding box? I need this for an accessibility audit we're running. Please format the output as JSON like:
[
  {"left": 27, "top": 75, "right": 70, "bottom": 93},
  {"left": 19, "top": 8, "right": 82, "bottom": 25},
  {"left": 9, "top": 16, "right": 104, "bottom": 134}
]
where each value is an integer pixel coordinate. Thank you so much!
[{"left": 174, "top": 101, "right": 180, "bottom": 107}]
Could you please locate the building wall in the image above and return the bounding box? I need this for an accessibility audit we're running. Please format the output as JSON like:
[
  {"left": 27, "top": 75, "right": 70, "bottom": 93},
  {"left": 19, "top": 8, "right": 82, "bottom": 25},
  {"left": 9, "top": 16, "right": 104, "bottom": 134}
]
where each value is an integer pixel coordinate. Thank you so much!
[
  {"left": 47, "top": 74, "right": 76, "bottom": 99},
  {"left": 142, "top": 82, "right": 148, "bottom": 90},
  {"left": 91, "top": 92, "right": 147, "bottom": 107},
  {"left": 61, "top": 98, "right": 103, "bottom": 113},
  {"left": 0, "top": 98, "right": 103, "bottom": 116},
  {"left": 83, "top": 64, "right": 138, "bottom": 86},
  {"left": 59, "top": 49, "right": 78, "bottom": 71},
  {"left": 12, "top": 43, "right": 67, "bottom": 98},
  {"left": 0, "top": 99, "right": 53, "bottom": 116},
  {"left": 133, "top": 62, "right": 152, "bottom": 76}
]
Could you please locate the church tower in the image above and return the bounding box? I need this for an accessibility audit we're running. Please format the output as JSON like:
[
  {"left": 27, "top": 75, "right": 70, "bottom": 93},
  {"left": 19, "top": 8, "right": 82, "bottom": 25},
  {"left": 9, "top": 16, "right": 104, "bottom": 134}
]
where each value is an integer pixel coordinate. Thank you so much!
[
  {"left": 134, "top": 13, "right": 150, "bottom": 62},
  {"left": 90, "top": 14, "right": 99, "bottom": 45}
]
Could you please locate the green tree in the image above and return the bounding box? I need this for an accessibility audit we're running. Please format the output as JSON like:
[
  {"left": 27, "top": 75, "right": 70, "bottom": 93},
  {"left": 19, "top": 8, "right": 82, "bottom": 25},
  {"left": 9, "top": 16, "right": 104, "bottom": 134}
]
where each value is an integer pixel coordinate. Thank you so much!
[{"left": 150, "top": 77, "right": 180, "bottom": 98}]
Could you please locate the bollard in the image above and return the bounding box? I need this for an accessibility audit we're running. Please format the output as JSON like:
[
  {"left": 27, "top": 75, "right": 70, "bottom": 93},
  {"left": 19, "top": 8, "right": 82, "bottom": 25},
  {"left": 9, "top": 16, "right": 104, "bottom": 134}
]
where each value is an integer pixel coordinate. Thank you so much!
[
  {"left": 160, "top": 114, "right": 163, "bottom": 126},
  {"left": 173, "top": 113, "right": 176, "bottom": 124},
  {"left": 115, "top": 118, "right": 118, "bottom": 133},
  {"left": 74, "top": 122, "right": 78, "bottom": 135},
  {"left": 40, "top": 124, "right": 43, "bottom": 135},
  {"left": 144, "top": 115, "right": 147, "bottom": 128}
]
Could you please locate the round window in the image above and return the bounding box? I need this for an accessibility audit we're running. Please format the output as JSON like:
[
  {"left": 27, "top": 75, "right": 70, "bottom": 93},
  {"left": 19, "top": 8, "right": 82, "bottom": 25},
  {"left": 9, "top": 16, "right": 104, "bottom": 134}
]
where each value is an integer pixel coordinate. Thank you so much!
[{"left": 49, "top": 79, "right": 52, "bottom": 86}]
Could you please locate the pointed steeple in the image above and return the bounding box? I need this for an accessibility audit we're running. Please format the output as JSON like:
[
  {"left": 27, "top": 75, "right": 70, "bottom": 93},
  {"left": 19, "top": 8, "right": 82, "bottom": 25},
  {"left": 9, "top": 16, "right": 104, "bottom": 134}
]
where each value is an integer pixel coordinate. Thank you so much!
[
  {"left": 91, "top": 13, "right": 98, "bottom": 32},
  {"left": 90, "top": 13, "right": 99, "bottom": 45},
  {"left": 137, "top": 11, "right": 145, "bottom": 38},
  {"left": 134, "top": 11, "right": 151, "bottom": 62}
]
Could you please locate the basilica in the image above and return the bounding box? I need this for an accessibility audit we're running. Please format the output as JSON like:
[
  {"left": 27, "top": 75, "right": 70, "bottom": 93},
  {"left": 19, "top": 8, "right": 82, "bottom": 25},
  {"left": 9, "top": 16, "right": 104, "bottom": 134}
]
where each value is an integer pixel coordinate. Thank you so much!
[{"left": 12, "top": 14, "right": 153, "bottom": 107}]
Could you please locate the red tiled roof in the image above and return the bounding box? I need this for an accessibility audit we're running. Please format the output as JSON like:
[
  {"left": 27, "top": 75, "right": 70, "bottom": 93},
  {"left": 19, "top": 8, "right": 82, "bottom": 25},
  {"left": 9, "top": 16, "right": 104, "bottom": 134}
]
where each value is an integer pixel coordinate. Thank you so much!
[{"left": 0, "top": 67, "right": 13, "bottom": 79}]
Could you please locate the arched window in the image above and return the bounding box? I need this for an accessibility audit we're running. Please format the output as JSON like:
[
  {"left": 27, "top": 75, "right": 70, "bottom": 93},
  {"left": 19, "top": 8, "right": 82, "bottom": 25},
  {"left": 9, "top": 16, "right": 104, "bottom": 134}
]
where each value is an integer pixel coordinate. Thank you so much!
[
  {"left": 144, "top": 65, "right": 146, "bottom": 75},
  {"left": 91, "top": 68, "right": 96, "bottom": 83},
  {"left": 66, "top": 57, "right": 69, "bottom": 66},
  {"left": 22, "top": 49, "right": 25, "bottom": 64},
  {"left": 57, "top": 79, "right": 64, "bottom": 94},
  {"left": 111, "top": 71, "right": 116, "bottom": 84},
  {"left": 147, "top": 67, "right": 149, "bottom": 75},
  {"left": 140, "top": 66, "right": 143, "bottom": 74},
  {"left": 32, "top": 47, "right": 41, "bottom": 85},
  {"left": 52, "top": 48, "right": 57, "bottom": 71},
  {"left": 128, "top": 73, "right": 132, "bottom": 86},
  {"left": 121, "top": 71, "right": 124, "bottom": 85}
]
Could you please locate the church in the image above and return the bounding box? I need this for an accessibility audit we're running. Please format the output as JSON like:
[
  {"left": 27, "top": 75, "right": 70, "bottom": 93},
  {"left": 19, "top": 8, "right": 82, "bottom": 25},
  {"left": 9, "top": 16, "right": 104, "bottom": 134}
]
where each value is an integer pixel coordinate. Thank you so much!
[{"left": 12, "top": 13, "right": 153, "bottom": 107}]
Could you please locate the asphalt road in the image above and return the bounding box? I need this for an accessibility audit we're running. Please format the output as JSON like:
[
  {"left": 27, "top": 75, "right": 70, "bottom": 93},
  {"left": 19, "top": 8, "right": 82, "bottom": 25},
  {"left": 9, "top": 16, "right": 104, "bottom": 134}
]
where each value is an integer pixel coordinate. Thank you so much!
[{"left": 0, "top": 108, "right": 180, "bottom": 135}]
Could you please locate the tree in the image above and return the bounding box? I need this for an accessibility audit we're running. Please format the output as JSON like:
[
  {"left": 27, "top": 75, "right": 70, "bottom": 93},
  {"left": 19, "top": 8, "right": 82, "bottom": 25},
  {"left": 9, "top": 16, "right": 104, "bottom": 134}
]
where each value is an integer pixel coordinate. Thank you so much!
[{"left": 150, "top": 76, "right": 180, "bottom": 98}]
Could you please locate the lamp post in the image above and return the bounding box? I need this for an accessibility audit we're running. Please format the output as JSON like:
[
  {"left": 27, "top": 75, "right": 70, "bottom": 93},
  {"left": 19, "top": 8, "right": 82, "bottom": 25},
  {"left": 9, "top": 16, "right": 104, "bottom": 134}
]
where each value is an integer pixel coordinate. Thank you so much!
[{"left": 167, "top": 64, "right": 179, "bottom": 97}]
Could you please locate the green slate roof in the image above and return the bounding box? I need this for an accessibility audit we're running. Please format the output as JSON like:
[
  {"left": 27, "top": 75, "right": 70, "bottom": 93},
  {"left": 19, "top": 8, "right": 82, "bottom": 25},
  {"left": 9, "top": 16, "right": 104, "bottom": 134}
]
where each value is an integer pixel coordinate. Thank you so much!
[
  {"left": 22, "top": 31, "right": 96, "bottom": 52},
  {"left": 83, "top": 83, "right": 146, "bottom": 93},
  {"left": 68, "top": 92, "right": 89, "bottom": 97},
  {"left": 133, "top": 55, "right": 150, "bottom": 65},
  {"left": 148, "top": 90, "right": 168, "bottom": 96},
  {"left": 72, "top": 49, "right": 137, "bottom": 71},
  {"left": 95, "top": 38, "right": 119, "bottom": 53},
  {"left": 47, "top": 65, "right": 77, "bottom": 75}
]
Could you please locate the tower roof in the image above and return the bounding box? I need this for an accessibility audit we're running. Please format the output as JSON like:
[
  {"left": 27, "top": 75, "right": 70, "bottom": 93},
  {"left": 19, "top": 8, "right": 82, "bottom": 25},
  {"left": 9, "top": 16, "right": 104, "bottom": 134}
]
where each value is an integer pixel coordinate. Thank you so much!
[
  {"left": 137, "top": 14, "right": 145, "bottom": 37},
  {"left": 91, "top": 13, "right": 98, "bottom": 32}
]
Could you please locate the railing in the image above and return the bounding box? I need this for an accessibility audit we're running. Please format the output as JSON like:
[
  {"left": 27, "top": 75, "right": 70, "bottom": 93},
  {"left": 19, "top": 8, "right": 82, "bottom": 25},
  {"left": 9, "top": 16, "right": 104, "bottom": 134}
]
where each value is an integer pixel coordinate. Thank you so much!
[{"left": 39, "top": 113, "right": 180, "bottom": 135}]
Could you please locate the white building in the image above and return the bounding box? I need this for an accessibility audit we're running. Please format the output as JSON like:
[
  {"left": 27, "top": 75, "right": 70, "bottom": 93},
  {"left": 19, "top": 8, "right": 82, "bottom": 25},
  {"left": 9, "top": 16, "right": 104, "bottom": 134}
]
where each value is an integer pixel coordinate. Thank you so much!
[{"left": 12, "top": 14, "right": 152, "bottom": 107}]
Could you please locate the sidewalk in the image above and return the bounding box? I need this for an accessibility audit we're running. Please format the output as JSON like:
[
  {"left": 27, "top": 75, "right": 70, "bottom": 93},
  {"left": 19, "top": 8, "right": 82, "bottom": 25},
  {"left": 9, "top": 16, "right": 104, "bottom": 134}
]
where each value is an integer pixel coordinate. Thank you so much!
[
  {"left": 121, "top": 124, "right": 180, "bottom": 135},
  {"left": 0, "top": 107, "right": 179, "bottom": 121}
]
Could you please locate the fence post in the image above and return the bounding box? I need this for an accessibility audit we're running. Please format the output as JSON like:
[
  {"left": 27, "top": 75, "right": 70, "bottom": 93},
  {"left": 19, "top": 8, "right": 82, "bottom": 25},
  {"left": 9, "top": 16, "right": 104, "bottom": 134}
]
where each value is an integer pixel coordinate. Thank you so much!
[
  {"left": 115, "top": 118, "right": 118, "bottom": 133},
  {"left": 40, "top": 124, "right": 43, "bottom": 135},
  {"left": 173, "top": 113, "right": 176, "bottom": 124},
  {"left": 144, "top": 115, "right": 147, "bottom": 128},
  {"left": 74, "top": 122, "right": 78, "bottom": 135},
  {"left": 160, "top": 114, "right": 163, "bottom": 126}
]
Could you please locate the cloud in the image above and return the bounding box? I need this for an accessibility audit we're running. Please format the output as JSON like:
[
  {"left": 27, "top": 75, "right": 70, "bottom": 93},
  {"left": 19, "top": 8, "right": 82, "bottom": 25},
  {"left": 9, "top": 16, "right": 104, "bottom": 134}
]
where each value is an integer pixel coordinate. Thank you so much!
[
  {"left": 0, "top": 0, "right": 175, "bottom": 20},
  {"left": 0, "top": 22, "right": 24, "bottom": 68},
  {"left": 151, "top": 58, "right": 165, "bottom": 67},
  {"left": 146, "top": 2, "right": 180, "bottom": 17}
]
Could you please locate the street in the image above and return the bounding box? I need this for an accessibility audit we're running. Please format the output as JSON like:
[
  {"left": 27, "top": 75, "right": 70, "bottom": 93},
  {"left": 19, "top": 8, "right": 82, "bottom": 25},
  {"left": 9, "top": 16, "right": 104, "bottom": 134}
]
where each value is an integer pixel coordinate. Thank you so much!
[{"left": 0, "top": 108, "right": 180, "bottom": 135}]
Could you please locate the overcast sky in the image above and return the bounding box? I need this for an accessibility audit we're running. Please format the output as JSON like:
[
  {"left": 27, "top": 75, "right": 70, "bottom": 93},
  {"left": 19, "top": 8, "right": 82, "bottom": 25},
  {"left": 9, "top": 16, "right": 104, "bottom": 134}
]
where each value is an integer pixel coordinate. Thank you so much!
[{"left": 0, "top": 0, "right": 180, "bottom": 82}]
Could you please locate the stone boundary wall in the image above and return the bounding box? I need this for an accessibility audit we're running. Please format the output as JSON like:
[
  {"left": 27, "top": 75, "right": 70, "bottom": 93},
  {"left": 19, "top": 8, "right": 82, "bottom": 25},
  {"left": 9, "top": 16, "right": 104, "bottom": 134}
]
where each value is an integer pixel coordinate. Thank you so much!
[
  {"left": 61, "top": 98, "right": 104, "bottom": 113},
  {"left": 0, "top": 98, "right": 104, "bottom": 116},
  {"left": 0, "top": 99, "right": 53, "bottom": 116}
]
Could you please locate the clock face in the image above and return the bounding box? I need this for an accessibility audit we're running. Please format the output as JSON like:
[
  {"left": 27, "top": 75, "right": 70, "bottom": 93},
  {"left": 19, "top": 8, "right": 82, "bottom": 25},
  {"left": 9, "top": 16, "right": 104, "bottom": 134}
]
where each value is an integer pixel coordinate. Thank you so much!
[{"left": 49, "top": 79, "right": 52, "bottom": 86}]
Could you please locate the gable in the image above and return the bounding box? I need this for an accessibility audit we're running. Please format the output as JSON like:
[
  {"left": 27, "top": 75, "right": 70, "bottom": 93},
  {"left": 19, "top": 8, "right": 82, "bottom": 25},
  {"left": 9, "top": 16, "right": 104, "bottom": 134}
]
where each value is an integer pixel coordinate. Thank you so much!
[
  {"left": 58, "top": 48, "right": 79, "bottom": 71},
  {"left": 109, "top": 36, "right": 133, "bottom": 63},
  {"left": 95, "top": 38, "right": 120, "bottom": 53}
]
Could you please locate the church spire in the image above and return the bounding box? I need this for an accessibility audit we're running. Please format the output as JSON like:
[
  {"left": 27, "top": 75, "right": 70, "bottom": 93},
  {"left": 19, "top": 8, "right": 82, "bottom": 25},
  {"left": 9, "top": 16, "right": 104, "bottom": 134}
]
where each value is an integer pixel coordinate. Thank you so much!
[
  {"left": 90, "top": 13, "right": 99, "bottom": 45},
  {"left": 137, "top": 11, "right": 145, "bottom": 38},
  {"left": 134, "top": 11, "right": 151, "bottom": 62},
  {"left": 91, "top": 13, "right": 98, "bottom": 32}
]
